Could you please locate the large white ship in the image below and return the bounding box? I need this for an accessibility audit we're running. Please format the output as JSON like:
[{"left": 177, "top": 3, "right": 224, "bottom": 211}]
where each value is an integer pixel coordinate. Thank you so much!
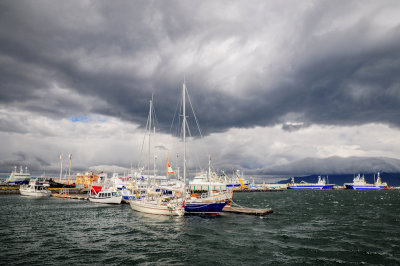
[
  {"left": 6, "top": 166, "right": 31, "bottom": 185},
  {"left": 344, "top": 172, "right": 387, "bottom": 190}
]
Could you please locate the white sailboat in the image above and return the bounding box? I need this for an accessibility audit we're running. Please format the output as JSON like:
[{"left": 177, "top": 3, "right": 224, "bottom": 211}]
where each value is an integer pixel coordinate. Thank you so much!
[{"left": 129, "top": 95, "right": 185, "bottom": 216}]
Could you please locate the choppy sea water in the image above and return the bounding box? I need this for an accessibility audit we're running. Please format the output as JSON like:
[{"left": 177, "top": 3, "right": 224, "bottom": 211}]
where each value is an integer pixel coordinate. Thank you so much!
[{"left": 1, "top": 190, "right": 399, "bottom": 265}]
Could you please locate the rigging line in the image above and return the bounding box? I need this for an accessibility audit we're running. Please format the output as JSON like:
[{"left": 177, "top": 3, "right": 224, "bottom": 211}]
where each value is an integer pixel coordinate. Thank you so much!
[
  {"left": 137, "top": 104, "right": 151, "bottom": 170},
  {"left": 151, "top": 98, "right": 160, "bottom": 130},
  {"left": 169, "top": 93, "right": 181, "bottom": 135},
  {"left": 186, "top": 85, "right": 204, "bottom": 139},
  {"left": 185, "top": 85, "right": 209, "bottom": 173},
  {"left": 185, "top": 118, "right": 203, "bottom": 173},
  {"left": 151, "top": 101, "right": 160, "bottom": 170}
]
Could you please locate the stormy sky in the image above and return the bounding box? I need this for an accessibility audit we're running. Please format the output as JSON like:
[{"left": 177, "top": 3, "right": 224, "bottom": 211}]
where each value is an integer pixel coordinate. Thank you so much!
[{"left": 1, "top": 0, "right": 400, "bottom": 177}]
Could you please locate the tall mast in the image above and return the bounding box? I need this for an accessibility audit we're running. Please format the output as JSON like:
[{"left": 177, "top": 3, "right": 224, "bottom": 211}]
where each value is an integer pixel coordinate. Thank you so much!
[
  {"left": 68, "top": 153, "right": 72, "bottom": 185},
  {"left": 166, "top": 153, "right": 169, "bottom": 177},
  {"left": 153, "top": 126, "right": 156, "bottom": 178},
  {"left": 208, "top": 154, "right": 211, "bottom": 182},
  {"left": 59, "top": 154, "right": 63, "bottom": 182},
  {"left": 183, "top": 82, "right": 186, "bottom": 184},
  {"left": 148, "top": 98, "right": 152, "bottom": 179}
]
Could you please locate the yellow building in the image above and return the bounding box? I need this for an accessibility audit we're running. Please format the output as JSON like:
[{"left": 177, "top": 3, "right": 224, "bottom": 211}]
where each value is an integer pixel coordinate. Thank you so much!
[{"left": 75, "top": 171, "right": 99, "bottom": 188}]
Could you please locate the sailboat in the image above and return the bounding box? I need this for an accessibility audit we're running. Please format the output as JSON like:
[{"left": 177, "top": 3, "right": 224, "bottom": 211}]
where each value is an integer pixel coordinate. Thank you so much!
[
  {"left": 178, "top": 82, "right": 231, "bottom": 215},
  {"left": 129, "top": 96, "right": 185, "bottom": 216}
]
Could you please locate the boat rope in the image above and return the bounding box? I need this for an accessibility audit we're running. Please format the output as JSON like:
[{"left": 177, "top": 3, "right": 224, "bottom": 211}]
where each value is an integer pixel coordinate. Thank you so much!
[{"left": 230, "top": 200, "right": 245, "bottom": 208}]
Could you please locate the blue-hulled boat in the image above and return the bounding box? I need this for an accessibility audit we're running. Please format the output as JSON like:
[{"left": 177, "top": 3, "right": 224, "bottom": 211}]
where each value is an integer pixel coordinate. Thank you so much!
[
  {"left": 288, "top": 176, "right": 334, "bottom": 190},
  {"left": 344, "top": 172, "right": 387, "bottom": 190},
  {"left": 185, "top": 201, "right": 228, "bottom": 215},
  {"left": 184, "top": 191, "right": 232, "bottom": 215}
]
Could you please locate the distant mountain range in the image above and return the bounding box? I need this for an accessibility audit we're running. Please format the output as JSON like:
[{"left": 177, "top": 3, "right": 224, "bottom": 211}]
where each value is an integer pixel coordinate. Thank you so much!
[{"left": 278, "top": 173, "right": 400, "bottom": 186}]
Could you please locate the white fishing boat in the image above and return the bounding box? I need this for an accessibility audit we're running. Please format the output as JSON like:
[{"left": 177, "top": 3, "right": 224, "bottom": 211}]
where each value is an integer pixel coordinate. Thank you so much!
[
  {"left": 88, "top": 186, "right": 122, "bottom": 204},
  {"left": 20, "top": 179, "right": 52, "bottom": 197}
]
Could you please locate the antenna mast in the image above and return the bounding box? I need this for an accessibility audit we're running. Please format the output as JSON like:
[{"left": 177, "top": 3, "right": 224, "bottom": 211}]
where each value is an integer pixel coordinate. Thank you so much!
[
  {"left": 68, "top": 153, "right": 72, "bottom": 185},
  {"left": 59, "top": 154, "right": 63, "bottom": 182},
  {"left": 148, "top": 97, "right": 152, "bottom": 179},
  {"left": 183, "top": 82, "right": 186, "bottom": 184}
]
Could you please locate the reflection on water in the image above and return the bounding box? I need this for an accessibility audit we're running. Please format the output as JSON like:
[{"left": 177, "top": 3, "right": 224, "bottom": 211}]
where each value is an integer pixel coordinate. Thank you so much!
[{"left": 0, "top": 191, "right": 400, "bottom": 264}]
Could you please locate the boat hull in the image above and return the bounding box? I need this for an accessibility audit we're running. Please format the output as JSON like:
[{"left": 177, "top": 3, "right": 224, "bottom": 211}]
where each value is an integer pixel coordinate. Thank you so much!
[
  {"left": 20, "top": 189, "right": 52, "bottom": 197},
  {"left": 185, "top": 191, "right": 232, "bottom": 215},
  {"left": 185, "top": 201, "right": 228, "bottom": 215},
  {"left": 345, "top": 185, "right": 385, "bottom": 190},
  {"left": 129, "top": 200, "right": 184, "bottom": 216},
  {"left": 88, "top": 196, "right": 122, "bottom": 204},
  {"left": 288, "top": 185, "right": 334, "bottom": 190}
]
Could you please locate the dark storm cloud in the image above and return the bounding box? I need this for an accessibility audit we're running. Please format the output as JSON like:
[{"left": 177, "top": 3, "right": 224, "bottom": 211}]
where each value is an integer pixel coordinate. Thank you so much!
[
  {"left": 1, "top": 0, "right": 400, "bottom": 136},
  {"left": 0, "top": 151, "right": 49, "bottom": 173}
]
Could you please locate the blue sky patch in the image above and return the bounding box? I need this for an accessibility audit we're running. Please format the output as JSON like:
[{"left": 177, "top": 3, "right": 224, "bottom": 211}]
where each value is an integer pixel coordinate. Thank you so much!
[
  {"left": 70, "top": 115, "right": 108, "bottom": 123},
  {"left": 70, "top": 116, "right": 90, "bottom": 123}
]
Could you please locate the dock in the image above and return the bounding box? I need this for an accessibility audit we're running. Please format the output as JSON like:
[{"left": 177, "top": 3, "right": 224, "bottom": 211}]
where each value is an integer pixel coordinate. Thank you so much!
[
  {"left": 223, "top": 205, "right": 273, "bottom": 216},
  {"left": 234, "top": 189, "right": 285, "bottom": 193},
  {"left": 0, "top": 185, "right": 19, "bottom": 194},
  {"left": 51, "top": 193, "right": 88, "bottom": 200}
]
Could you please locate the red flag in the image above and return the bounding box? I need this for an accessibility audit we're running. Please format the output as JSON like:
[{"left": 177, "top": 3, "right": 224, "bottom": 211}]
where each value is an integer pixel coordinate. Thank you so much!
[{"left": 167, "top": 163, "right": 174, "bottom": 174}]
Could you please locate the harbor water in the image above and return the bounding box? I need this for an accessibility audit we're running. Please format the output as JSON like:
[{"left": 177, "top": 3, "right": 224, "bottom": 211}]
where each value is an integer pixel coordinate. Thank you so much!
[{"left": 1, "top": 190, "right": 399, "bottom": 265}]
